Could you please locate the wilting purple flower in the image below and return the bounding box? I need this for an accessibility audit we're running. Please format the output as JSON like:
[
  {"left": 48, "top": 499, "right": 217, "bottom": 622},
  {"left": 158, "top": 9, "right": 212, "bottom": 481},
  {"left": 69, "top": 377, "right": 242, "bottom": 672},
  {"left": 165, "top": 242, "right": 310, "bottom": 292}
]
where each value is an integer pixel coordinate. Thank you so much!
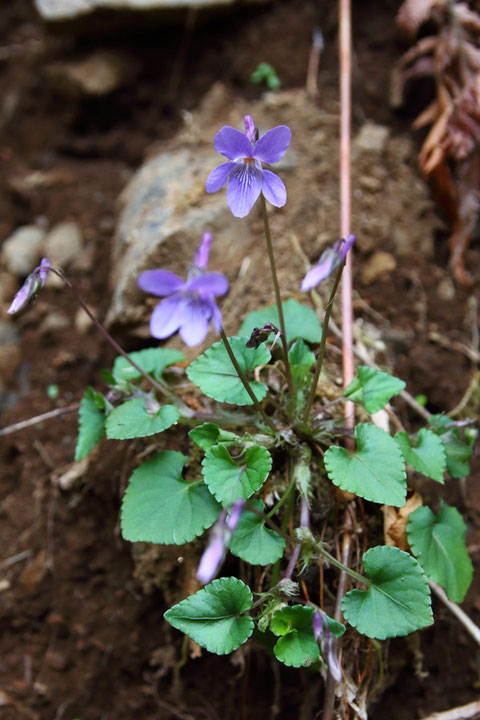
[
  {"left": 138, "top": 233, "right": 228, "bottom": 347},
  {"left": 205, "top": 115, "right": 292, "bottom": 219},
  {"left": 197, "top": 500, "right": 245, "bottom": 585},
  {"left": 313, "top": 611, "right": 342, "bottom": 682},
  {"left": 7, "top": 258, "right": 51, "bottom": 315},
  {"left": 301, "top": 234, "right": 356, "bottom": 291}
]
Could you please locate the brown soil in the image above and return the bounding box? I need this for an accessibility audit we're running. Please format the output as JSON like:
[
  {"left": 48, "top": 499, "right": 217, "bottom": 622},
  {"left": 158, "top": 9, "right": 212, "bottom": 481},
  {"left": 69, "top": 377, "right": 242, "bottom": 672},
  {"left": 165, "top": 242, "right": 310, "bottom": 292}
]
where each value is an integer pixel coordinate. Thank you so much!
[{"left": 1, "top": 1, "right": 479, "bottom": 719}]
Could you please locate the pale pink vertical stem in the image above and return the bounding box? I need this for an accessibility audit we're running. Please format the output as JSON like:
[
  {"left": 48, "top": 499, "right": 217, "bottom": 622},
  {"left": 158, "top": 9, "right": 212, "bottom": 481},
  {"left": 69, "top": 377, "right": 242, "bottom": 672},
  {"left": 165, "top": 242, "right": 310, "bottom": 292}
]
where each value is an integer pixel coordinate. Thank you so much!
[
  {"left": 339, "top": 0, "right": 355, "bottom": 438},
  {"left": 323, "top": 2, "right": 355, "bottom": 717}
]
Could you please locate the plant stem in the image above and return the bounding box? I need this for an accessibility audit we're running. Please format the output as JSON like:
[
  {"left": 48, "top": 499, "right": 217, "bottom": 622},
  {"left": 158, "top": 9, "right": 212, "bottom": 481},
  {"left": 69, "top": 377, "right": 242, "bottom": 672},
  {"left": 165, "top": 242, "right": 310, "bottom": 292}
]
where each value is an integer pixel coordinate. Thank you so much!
[
  {"left": 270, "top": 467, "right": 296, "bottom": 587},
  {"left": 260, "top": 196, "right": 294, "bottom": 398},
  {"left": 302, "top": 263, "right": 344, "bottom": 424},
  {"left": 0, "top": 403, "right": 80, "bottom": 437},
  {"left": 220, "top": 330, "right": 277, "bottom": 433},
  {"left": 51, "top": 268, "right": 175, "bottom": 401},
  {"left": 283, "top": 497, "right": 310, "bottom": 580},
  {"left": 266, "top": 477, "right": 296, "bottom": 519},
  {"left": 324, "top": 1, "right": 354, "bottom": 716}
]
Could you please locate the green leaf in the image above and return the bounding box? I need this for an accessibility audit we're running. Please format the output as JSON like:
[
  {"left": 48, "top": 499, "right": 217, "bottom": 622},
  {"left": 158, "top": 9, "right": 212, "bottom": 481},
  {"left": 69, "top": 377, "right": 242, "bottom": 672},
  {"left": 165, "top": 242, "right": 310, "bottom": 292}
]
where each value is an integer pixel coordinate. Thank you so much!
[
  {"left": 324, "top": 423, "right": 407, "bottom": 506},
  {"left": 428, "top": 414, "right": 473, "bottom": 478},
  {"left": 112, "top": 348, "right": 184, "bottom": 384},
  {"left": 105, "top": 398, "right": 179, "bottom": 440},
  {"left": 343, "top": 366, "right": 406, "bottom": 413},
  {"left": 229, "top": 500, "right": 285, "bottom": 565},
  {"left": 189, "top": 423, "right": 240, "bottom": 452},
  {"left": 270, "top": 606, "right": 344, "bottom": 668},
  {"left": 289, "top": 339, "right": 315, "bottom": 389},
  {"left": 240, "top": 299, "right": 322, "bottom": 346},
  {"left": 407, "top": 502, "right": 473, "bottom": 603},
  {"left": 202, "top": 445, "right": 272, "bottom": 505},
  {"left": 164, "top": 577, "right": 254, "bottom": 655},
  {"left": 186, "top": 337, "right": 270, "bottom": 406},
  {"left": 270, "top": 605, "right": 319, "bottom": 667},
  {"left": 341, "top": 546, "right": 433, "bottom": 639},
  {"left": 74, "top": 387, "right": 106, "bottom": 461},
  {"left": 395, "top": 428, "right": 446, "bottom": 483},
  {"left": 121, "top": 451, "right": 220, "bottom": 544}
]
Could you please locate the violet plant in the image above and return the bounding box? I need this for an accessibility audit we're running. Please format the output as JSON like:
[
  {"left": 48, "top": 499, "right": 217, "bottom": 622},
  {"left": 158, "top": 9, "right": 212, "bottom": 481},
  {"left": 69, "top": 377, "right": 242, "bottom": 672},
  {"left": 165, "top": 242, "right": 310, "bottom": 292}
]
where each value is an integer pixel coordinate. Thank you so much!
[{"left": 9, "top": 115, "right": 475, "bottom": 694}]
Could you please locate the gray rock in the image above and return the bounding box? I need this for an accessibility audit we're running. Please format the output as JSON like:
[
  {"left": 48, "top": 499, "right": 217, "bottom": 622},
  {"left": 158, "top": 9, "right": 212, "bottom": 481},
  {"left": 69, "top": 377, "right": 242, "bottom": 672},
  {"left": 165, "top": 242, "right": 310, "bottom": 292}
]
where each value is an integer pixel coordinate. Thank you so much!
[
  {"left": 45, "top": 53, "right": 136, "bottom": 97},
  {"left": 35, "top": 0, "right": 267, "bottom": 20},
  {"left": 44, "top": 221, "right": 84, "bottom": 268},
  {"left": 354, "top": 122, "right": 390, "bottom": 154},
  {"left": 107, "top": 146, "right": 251, "bottom": 332},
  {"left": 1, "top": 226, "right": 46, "bottom": 277}
]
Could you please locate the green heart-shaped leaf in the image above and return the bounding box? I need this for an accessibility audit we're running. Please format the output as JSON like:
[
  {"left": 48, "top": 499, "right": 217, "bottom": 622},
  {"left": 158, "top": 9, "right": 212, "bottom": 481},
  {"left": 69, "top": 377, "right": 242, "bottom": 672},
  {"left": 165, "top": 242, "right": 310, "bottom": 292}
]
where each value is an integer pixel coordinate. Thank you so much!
[
  {"left": 164, "top": 577, "right": 254, "bottom": 655},
  {"left": 187, "top": 337, "right": 270, "bottom": 406},
  {"left": 229, "top": 500, "right": 285, "bottom": 565},
  {"left": 240, "top": 299, "right": 322, "bottom": 345},
  {"left": 407, "top": 501, "right": 473, "bottom": 603},
  {"left": 395, "top": 428, "right": 446, "bottom": 483},
  {"left": 341, "top": 546, "right": 433, "bottom": 639},
  {"left": 121, "top": 451, "right": 220, "bottom": 544},
  {"left": 105, "top": 398, "right": 179, "bottom": 440},
  {"left": 202, "top": 445, "right": 272, "bottom": 505},
  {"left": 324, "top": 423, "right": 407, "bottom": 506},
  {"left": 343, "top": 366, "right": 405, "bottom": 413}
]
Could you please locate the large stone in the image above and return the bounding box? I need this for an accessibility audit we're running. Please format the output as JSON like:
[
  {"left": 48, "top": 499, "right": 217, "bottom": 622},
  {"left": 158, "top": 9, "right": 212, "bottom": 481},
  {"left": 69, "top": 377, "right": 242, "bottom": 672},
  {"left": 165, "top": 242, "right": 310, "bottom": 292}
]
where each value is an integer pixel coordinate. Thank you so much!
[
  {"left": 107, "top": 83, "right": 437, "bottom": 351},
  {"left": 107, "top": 145, "right": 252, "bottom": 334}
]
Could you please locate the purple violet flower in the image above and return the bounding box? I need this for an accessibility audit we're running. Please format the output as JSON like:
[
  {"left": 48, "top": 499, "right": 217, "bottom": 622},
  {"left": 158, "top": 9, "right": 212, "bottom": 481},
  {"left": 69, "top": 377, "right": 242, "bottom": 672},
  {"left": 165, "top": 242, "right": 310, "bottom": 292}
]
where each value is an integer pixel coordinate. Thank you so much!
[
  {"left": 301, "top": 234, "right": 356, "bottom": 292},
  {"left": 7, "top": 258, "right": 51, "bottom": 315},
  {"left": 138, "top": 233, "right": 228, "bottom": 347},
  {"left": 205, "top": 115, "right": 292, "bottom": 219},
  {"left": 196, "top": 500, "right": 245, "bottom": 585},
  {"left": 312, "top": 611, "right": 342, "bottom": 682}
]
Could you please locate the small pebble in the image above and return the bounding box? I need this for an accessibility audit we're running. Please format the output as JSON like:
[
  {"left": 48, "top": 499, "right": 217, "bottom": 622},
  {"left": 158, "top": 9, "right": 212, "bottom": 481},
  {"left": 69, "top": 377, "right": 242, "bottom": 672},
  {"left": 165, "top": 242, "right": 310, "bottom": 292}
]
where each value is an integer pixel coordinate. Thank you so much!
[{"left": 1, "top": 225, "right": 46, "bottom": 277}]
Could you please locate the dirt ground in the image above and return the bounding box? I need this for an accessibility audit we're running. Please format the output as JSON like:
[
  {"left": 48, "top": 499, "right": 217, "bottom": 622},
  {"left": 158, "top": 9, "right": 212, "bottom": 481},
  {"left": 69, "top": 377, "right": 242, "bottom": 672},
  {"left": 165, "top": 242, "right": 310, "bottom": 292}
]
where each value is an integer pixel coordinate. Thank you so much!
[{"left": 1, "top": 0, "right": 479, "bottom": 718}]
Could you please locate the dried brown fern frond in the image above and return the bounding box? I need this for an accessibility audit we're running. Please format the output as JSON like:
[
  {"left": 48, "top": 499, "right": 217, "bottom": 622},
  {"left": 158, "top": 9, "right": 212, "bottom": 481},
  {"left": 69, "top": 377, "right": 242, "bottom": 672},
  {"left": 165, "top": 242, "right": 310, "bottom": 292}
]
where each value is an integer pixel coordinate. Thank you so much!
[{"left": 394, "top": 0, "right": 480, "bottom": 285}]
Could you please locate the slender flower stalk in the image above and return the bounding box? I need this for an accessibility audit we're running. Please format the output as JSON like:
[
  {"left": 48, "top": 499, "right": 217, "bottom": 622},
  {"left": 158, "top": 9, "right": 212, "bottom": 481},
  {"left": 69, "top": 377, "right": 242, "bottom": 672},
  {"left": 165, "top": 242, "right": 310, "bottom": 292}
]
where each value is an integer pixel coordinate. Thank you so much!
[
  {"left": 302, "top": 263, "right": 344, "bottom": 424},
  {"left": 283, "top": 497, "right": 309, "bottom": 580},
  {"left": 260, "top": 196, "right": 294, "bottom": 398},
  {"left": 49, "top": 267, "right": 174, "bottom": 400},
  {"left": 220, "top": 330, "right": 277, "bottom": 433}
]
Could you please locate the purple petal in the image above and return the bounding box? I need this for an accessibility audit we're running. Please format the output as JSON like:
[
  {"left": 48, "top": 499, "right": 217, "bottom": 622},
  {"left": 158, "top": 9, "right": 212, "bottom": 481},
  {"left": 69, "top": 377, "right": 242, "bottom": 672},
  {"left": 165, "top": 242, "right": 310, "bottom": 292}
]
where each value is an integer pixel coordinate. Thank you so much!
[
  {"left": 205, "top": 161, "right": 237, "bottom": 193},
  {"left": 261, "top": 169, "right": 287, "bottom": 208},
  {"left": 226, "top": 162, "right": 263, "bottom": 218},
  {"left": 138, "top": 270, "right": 184, "bottom": 297},
  {"left": 194, "top": 232, "right": 212, "bottom": 270},
  {"left": 7, "top": 277, "right": 35, "bottom": 314},
  {"left": 313, "top": 611, "right": 328, "bottom": 641},
  {"left": 214, "top": 126, "right": 253, "bottom": 160},
  {"left": 149, "top": 295, "right": 185, "bottom": 339},
  {"left": 340, "top": 233, "right": 356, "bottom": 261},
  {"left": 208, "top": 298, "right": 223, "bottom": 333},
  {"left": 244, "top": 115, "right": 256, "bottom": 142},
  {"left": 196, "top": 535, "right": 225, "bottom": 585},
  {"left": 188, "top": 272, "right": 229, "bottom": 296},
  {"left": 301, "top": 249, "right": 342, "bottom": 291},
  {"left": 37, "top": 258, "right": 51, "bottom": 287},
  {"left": 226, "top": 500, "right": 245, "bottom": 532},
  {"left": 179, "top": 297, "right": 211, "bottom": 346},
  {"left": 254, "top": 125, "right": 291, "bottom": 164}
]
